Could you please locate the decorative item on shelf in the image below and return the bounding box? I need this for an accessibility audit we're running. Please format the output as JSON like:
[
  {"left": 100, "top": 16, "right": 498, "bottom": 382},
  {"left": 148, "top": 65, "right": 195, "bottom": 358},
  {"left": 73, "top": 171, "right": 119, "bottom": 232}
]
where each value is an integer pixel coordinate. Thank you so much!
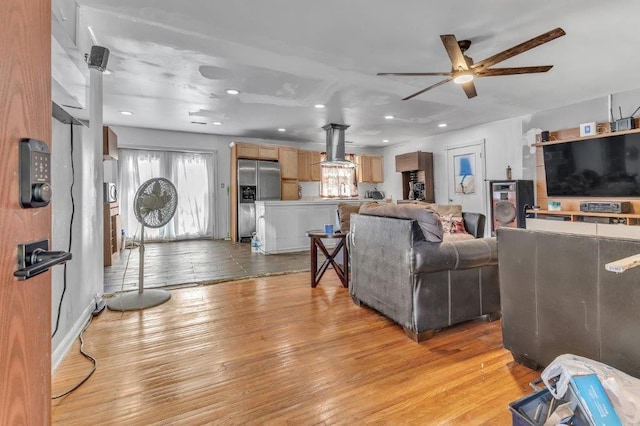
[
  {"left": 548, "top": 201, "right": 561, "bottom": 211},
  {"left": 580, "top": 122, "right": 597, "bottom": 137},
  {"left": 541, "top": 130, "right": 550, "bottom": 142},
  {"left": 506, "top": 165, "right": 512, "bottom": 180}
]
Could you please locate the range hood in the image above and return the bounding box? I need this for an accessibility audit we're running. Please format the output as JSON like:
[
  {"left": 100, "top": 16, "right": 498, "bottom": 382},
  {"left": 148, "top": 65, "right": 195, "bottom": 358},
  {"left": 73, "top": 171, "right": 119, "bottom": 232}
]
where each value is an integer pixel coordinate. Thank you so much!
[{"left": 321, "top": 123, "right": 354, "bottom": 167}]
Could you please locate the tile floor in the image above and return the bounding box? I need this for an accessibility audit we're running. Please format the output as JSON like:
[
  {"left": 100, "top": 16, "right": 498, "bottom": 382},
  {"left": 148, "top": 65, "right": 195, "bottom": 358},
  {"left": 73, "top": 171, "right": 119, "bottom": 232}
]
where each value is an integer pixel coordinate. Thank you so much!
[{"left": 104, "top": 239, "right": 316, "bottom": 294}]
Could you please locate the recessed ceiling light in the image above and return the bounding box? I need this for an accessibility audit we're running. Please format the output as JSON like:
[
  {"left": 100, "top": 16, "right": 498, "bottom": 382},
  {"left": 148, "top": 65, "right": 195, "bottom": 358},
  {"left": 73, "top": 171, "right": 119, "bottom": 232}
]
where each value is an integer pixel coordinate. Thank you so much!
[
  {"left": 314, "top": 104, "right": 326, "bottom": 109},
  {"left": 212, "top": 121, "right": 222, "bottom": 126},
  {"left": 226, "top": 89, "right": 240, "bottom": 95},
  {"left": 103, "top": 69, "right": 112, "bottom": 75},
  {"left": 278, "top": 128, "right": 286, "bottom": 132},
  {"left": 438, "top": 123, "right": 447, "bottom": 128},
  {"left": 384, "top": 115, "right": 395, "bottom": 120},
  {"left": 382, "top": 139, "right": 389, "bottom": 143},
  {"left": 120, "top": 111, "right": 133, "bottom": 116}
]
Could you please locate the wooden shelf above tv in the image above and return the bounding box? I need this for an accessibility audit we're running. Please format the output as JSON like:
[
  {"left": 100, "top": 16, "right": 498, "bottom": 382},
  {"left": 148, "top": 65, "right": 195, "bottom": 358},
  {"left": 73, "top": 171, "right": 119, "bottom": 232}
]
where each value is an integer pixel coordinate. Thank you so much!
[{"left": 532, "top": 117, "right": 640, "bottom": 146}]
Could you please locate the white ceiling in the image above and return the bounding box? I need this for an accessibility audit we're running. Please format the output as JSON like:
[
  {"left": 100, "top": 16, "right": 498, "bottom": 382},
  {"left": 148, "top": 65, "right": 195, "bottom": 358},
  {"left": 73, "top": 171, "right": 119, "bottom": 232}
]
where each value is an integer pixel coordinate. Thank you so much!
[{"left": 52, "top": 0, "right": 640, "bottom": 147}]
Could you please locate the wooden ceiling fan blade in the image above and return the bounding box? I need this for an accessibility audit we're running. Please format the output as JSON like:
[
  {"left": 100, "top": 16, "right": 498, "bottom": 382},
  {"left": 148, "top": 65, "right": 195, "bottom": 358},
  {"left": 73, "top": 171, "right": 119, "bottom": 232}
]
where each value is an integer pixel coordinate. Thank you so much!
[
  {"left": 377, "top": 72, "right": 452, "bottom": 76},
  {"left": 402, "top": 78, "right": 452, "bottom": 101},
  {"left": 461, "top": 81, "right": 477, "bottom": 99},
  {"left": 476, "top": 65, "right": 553, "bottom": 76},
  {"left": 471, "top": 27, "right": 565, "bottom": 70},
  {"left": 440, "top": 34, "right": 469, "bottom": 70}
]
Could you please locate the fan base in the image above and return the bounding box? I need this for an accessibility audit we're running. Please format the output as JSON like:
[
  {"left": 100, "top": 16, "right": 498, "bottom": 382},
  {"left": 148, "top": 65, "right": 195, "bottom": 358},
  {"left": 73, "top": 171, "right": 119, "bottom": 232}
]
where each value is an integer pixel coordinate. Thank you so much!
[{"left": 106, "top": 289, "right": 171, "bottom": 311}]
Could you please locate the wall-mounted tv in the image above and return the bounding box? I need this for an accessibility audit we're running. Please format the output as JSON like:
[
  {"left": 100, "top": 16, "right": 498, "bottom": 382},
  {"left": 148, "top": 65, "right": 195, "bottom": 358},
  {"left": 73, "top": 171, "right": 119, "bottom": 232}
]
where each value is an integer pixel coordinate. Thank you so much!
[{"left": 543, "top": 132, "right": 640, "bottom": 197}]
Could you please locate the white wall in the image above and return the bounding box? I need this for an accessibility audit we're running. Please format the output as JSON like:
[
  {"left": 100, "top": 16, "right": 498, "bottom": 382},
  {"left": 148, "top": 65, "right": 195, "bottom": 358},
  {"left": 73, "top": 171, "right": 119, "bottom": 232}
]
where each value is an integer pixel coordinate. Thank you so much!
[
  {"left": 51, "top": 119, "right": 104, "bottom": 370},
  {"left": 111, "top": 125, "right": 383, "bottom": 239}
]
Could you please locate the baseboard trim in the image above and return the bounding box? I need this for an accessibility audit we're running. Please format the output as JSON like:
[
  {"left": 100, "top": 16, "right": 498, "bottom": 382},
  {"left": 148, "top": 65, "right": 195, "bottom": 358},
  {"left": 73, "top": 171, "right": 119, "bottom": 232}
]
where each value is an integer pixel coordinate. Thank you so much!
[{"left": 51, "top": 301, "right": 94, "bottom": 372}]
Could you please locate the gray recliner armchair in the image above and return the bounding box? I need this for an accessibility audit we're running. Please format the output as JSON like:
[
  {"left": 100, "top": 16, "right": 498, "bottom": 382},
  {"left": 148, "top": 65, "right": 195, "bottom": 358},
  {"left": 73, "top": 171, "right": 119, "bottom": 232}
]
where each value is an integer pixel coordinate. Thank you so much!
[{"left": 349, "top": 212, "right": 500, "bottom": 342}]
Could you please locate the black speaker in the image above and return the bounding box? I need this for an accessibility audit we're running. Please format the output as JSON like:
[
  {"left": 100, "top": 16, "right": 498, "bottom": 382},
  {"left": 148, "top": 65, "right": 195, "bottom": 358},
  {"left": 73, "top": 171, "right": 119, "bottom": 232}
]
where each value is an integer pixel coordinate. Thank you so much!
[
  {"left": 87, "top": 46, "right": 110, "bottom": 72},
  {"left": 490, "top": 180, "right": 534, "bottom": 235}
]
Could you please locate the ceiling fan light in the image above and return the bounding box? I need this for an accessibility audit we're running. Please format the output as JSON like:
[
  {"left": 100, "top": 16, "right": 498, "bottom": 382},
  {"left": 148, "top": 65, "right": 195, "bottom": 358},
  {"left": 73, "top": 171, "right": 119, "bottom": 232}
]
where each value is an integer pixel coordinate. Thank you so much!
[{"left": 453, "top": 72, "right": 474, "bottom": 84}]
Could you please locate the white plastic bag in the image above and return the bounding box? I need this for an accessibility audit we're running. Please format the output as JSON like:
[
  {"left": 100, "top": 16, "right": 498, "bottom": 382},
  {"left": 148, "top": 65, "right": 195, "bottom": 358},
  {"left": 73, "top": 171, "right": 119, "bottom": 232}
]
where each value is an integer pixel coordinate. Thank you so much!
[{"left": 541, "top": 354, "right": 640, "bottom": 425}]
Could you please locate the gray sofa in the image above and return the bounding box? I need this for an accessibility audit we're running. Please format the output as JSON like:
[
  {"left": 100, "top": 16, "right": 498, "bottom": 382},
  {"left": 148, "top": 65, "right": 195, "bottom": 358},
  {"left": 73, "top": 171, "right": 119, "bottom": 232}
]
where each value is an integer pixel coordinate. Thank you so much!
[
  {"left": 349, "top": 212, "right": 500, "bottom": 341},
  {"left": 498, "top": 227, "right": 640, "bottom": 376}
]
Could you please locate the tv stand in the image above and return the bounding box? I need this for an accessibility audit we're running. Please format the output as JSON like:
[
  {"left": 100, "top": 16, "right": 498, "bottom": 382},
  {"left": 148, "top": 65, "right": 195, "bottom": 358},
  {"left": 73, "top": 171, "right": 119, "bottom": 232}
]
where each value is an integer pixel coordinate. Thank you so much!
[{"left": 526, "top": 209, "right": 640, "bottom": 239}]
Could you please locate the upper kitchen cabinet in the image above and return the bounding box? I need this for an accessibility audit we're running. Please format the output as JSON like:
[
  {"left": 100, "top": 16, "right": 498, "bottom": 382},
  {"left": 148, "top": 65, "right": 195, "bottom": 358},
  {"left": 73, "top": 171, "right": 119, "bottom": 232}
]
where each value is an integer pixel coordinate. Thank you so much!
[
  {"left": 395, "top": 151, "right": 432, "bottom": 172},
  {"left": 279, "top": 147, "right": 299, "bottom": 180},
  {"left": 298, "top": 150, "right": 321, "bottom": 182},
  {"left": 103, "top": 126, "right": 118, "bottom": 160},
  {"left": 235, "top": 142, "right": 280, "bottom": 160},
  {"left": 356, "top": 155, "right": 383, "bottom": 183},
  {"left": 259, "top": 145, "right": 279, "bottom": 160}
]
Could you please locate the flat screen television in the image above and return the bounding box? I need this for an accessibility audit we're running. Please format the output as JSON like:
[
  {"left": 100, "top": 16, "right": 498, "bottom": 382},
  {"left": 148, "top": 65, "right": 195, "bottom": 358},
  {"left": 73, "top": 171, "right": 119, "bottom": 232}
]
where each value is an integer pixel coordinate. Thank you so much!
[{"left": 543, "top": 132, "right": 640, "bottom": 197}]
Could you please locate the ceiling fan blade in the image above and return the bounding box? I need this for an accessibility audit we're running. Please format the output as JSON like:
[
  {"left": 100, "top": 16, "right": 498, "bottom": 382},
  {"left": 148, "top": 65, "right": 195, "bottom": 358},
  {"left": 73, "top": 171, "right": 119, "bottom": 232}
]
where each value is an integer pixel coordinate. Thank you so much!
[
  {"left": 471, "top": 27, "right": 565, "bottom": 70},
  {"left": 461, "top": 81, "right": 477, "bottom": 99},
  {"left": 440, "top": 34, "right": 469, "bottom": 71},
  {"left": 377, "top": 72, "right": 452, "bottom": 76},
  {"left": 476, "top": 65, "right": 553, "bottom": 76},
  {"left": 402, "top": 78, "right": 452, "bottom": 101}
]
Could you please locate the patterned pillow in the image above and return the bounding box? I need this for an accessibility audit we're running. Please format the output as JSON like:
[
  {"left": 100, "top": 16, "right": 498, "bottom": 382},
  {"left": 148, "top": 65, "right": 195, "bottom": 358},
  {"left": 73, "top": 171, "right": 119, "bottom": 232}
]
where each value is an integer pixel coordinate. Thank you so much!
[{"left": 440, "top": 214, "right": 469, "bottom": 235}]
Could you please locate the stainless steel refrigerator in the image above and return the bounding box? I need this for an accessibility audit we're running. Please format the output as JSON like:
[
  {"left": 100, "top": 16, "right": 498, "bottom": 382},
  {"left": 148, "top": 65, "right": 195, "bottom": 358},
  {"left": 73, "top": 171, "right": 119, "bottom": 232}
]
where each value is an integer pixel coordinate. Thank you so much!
[{"left": 237, "top": 159, "right": 281, "bottom": 241}]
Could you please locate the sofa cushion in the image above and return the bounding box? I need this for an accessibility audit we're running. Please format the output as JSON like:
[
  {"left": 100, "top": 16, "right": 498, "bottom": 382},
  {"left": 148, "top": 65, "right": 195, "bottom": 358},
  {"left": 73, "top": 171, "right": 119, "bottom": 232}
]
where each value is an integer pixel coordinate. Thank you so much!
[
  {"left": 359, "top": 203, "right": 444, "bottom": 242},
  {"left": 337, "top": 203, "right": 363, "bottom": 233}
]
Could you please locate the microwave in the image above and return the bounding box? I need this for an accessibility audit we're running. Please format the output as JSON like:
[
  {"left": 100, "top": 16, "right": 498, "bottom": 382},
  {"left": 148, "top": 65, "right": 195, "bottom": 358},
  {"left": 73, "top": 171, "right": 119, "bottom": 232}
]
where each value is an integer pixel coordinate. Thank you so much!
[{"left": 104, "top": 182, "right": 117, "bottom": 204}]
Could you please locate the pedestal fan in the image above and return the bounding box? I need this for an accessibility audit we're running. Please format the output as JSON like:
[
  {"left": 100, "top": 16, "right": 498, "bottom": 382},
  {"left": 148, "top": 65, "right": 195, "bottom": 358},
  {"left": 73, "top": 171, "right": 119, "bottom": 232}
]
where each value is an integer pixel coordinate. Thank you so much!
[{"left": 107, "top": 177, "right": 178, "bottom": 311}]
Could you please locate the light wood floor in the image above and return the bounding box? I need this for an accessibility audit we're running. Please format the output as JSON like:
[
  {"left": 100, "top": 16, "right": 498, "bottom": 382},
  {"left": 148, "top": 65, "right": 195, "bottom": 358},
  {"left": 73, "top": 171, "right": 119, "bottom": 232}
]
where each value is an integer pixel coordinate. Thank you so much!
[{"left": 53, "top": 272, "right": 539, "bottom": 425}]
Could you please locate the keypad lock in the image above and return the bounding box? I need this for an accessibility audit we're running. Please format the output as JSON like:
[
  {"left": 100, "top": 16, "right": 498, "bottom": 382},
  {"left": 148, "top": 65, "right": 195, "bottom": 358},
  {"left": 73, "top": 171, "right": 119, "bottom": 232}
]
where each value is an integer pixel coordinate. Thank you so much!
[{"left": 19, "top": 138, "right": 51, "bottom": 208}]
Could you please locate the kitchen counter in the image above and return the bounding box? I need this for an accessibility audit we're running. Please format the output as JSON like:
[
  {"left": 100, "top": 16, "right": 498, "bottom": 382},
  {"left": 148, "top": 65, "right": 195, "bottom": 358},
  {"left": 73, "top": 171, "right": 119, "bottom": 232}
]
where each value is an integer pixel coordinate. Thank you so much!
[
  {"left": 258, "top": 198, "right": 372, "bottom": 206},
  {"left": 254, "top": 198, "right": 375, "bottom": 254}
]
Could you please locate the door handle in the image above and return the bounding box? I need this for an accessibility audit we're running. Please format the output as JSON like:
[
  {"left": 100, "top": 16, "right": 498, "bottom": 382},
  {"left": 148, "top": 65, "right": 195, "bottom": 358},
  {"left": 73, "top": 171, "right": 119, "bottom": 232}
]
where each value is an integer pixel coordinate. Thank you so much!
[{"left": 14, "top": 239, "right": 72, "bottom": 280}]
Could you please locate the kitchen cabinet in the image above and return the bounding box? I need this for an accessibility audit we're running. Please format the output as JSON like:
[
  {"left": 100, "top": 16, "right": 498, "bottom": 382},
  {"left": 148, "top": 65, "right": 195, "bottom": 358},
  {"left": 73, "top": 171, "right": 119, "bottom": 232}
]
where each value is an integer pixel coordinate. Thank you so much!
[
  {"left": 259, "top": 145, "right": 279, "bottom": 160},
  {"left": 297, "top": 150, "right": 321, "bottom": 182},
  {"left": 236, "top": 143, "right": 259, "bottom": 159},
  {"left": 310, "top": 151, "right": 321, "bottom": 181},
  {"left": 395, "top": 151, "right": 431, "bottom": 172},
  {"left": 278, "top": 147, "right": 298, "bottom": 179},
  {"left": 395, "top": 151, "right": 434, "bottom": 202},
  {"left": 103, "top": 126, "right": 118, "bottom": 160},
  {"left": 279, "top": 147, "right": 299, "bottom": 200},
  {"left": 281, "top": 179, "right": 299, "bottom": 200},
  {"left": 356, "top": 155, "right": 383, "bottom": 183},
  {"left": 235, "top": 142, "right": 281, "bottom": 160},
  {"left": 104, "top": 202, "right": 122, "bottom": 266}
]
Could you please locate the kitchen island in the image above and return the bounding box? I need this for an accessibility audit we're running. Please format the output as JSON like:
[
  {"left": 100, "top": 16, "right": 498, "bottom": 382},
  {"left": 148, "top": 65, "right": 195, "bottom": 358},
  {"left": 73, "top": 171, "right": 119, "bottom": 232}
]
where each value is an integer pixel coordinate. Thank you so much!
[{"left": 254, "top": 199, "right": 370, "bottom": 254}]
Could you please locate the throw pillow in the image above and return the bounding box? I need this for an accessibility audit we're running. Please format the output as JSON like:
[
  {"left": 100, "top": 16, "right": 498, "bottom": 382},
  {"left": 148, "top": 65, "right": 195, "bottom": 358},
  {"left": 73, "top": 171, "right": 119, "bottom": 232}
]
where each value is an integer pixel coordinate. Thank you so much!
[
  {"left": 439, "top": 213, "right": 474, "bottom": 242},
  {"left": 337, "top": 203, "right": 363, "bottom": 233},
  {"left": 359, "top": 203, "right": 444, "bottom": 242}
]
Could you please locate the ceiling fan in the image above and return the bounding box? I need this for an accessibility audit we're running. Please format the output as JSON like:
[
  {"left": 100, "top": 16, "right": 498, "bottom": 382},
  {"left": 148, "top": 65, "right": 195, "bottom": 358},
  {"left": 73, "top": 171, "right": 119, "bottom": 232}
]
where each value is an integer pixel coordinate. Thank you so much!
[{"left": 378, "top": 27, "right": 566, "bottom": 100}]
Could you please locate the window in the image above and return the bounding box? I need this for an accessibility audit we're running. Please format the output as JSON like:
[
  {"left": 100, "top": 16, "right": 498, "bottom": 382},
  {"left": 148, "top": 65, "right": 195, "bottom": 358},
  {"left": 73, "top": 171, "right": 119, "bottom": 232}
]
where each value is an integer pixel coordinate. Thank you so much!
[
  {"left": 119, "top": 149, "right": 217, "bottom": 241},
  {"left": 320, "top": 153, "right": 358, "bottom": 198}
]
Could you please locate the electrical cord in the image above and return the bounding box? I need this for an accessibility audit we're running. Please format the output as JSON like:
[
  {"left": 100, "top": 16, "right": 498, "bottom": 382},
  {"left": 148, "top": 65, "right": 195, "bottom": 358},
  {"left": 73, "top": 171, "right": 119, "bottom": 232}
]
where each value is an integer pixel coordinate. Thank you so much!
[
  {"left": 51, "top": 315, "right": 96, "bottom": 399},
  {"left": 52, "top": 123, "right": 76, "bottom": 338}
]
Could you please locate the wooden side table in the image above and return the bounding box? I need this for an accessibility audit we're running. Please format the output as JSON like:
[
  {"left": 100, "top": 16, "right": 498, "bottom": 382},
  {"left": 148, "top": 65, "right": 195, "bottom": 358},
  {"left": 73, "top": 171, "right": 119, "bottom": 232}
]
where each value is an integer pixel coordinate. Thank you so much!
[{"left": 306, "top": 230, "right": 348, "bottom": 288}]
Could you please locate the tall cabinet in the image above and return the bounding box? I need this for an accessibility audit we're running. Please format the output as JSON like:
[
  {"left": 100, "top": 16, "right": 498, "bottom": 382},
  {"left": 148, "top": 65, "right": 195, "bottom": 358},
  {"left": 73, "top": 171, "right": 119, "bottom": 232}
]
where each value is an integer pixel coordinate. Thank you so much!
[
  {"left": 395, "top": 151, "right": 434, "bottom": 202},
  {"left": 103, "top": 126, "right": 121, "bottom": 266}
]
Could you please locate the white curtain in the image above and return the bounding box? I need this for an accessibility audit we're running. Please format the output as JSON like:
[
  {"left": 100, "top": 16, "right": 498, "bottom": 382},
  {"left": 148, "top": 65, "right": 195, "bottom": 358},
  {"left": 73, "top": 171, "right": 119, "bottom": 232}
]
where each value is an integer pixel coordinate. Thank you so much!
[{"left": 118, "top": 149, "right": 217, "bottom": 241}]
